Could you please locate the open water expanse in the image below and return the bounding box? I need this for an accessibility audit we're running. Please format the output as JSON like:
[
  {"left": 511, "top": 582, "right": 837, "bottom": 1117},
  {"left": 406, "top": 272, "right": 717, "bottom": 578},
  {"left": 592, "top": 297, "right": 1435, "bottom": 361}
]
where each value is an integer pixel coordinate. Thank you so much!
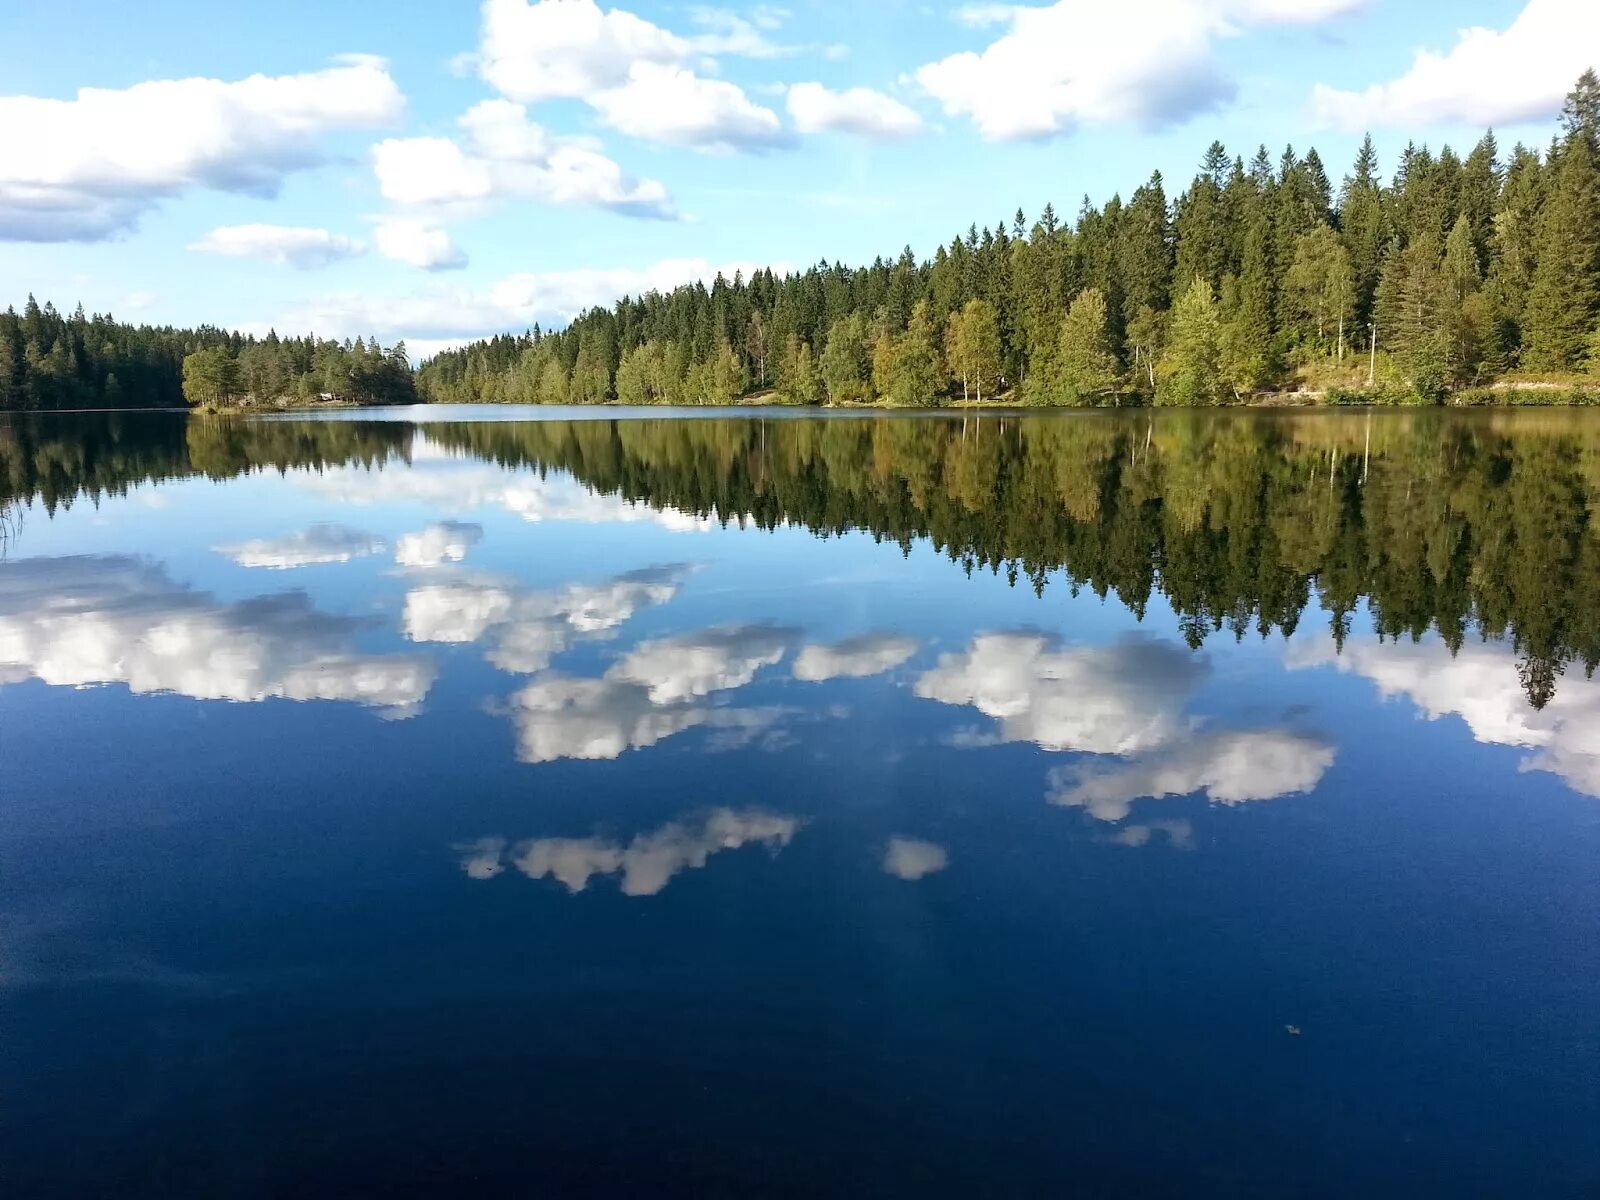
[{"left": 1, "top": 406, "right": 1597, "bottom": 1196}]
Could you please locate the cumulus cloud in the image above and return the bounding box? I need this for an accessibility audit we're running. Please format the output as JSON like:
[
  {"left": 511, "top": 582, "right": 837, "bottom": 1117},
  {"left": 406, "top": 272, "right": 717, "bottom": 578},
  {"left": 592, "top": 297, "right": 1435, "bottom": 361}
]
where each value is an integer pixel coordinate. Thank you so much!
[
  {"left": 394, "top": 521, "right": 484, "bottom": 568},
  {"left": 608, "top": 623, "right": 798, "bottom": 704},
  {"left": 787, "top": 83, "right": 923, "bottom": 139},
  {"left": 279, "top": 256, "right": 787, "bottom": 351},
  {"left": 372, "top": 218, "right": 467, "bottom": 271},
  {"left": 504, "top": 622, "right": 797, "bottom": 762},
  {"left": 373, "top": 99, "right": 674, "bottom": 219},
  {"left": 510, "top": 673, "right": 714, "bottom": 761},
  {"left": 1310, "top": 0, "right": 1600, "bottom": 130},
  {"left": 465, "top": 808, "right": 802, "bottom": 896},
  {"left": 0, "top": 555, "right": 434, "bottom": 712},
  {"left": 590, "top": 63, "right": 789, "bottom": 152},
  {"left": 188, "top": 224, "right": 365, "bottom": 268},
  {"left": 477, "top": 0, "right": 788, "bottom": 152},
  {"left": 216, "top": 524, "right": 385, "bottom": 569},
  {"left": 792, "top": 632, "right": 918, "bottom": 682},
  {"left": 883, "top": 837, "right": 949, "bottom": 880},
  {"left": 917, "top": 0, "right": 1361, "bottom": 141},
  {"left": 479, "top": 0, "right": 689, "bottom": 102},
  {"left": 1048, "top": 729, "right": 1336, "bottom": 822},
  {"left": 915, "top": 632, "right": 1207, "bottom": 754},
  {"left": 402, "top": 564, "right": 689, "bottom": 675},
  {"left": 0, "top": 56, "right": 404, "bottom": 242},
  {"left": 1289, "top": 635, "right": 1600, "bottom": 799}
]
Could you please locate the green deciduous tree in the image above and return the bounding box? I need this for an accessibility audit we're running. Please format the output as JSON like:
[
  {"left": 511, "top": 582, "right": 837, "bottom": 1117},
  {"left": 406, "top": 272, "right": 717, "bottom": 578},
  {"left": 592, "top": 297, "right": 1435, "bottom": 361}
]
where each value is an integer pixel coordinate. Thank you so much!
[{"left": 1055, "top": 287, "right": 1119, "bottom": 405}]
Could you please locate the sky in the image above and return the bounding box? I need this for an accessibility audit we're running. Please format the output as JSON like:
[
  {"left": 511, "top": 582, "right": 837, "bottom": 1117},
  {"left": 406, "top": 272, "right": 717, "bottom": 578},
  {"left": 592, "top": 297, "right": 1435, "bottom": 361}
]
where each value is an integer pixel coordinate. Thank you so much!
[{"left": 1, "top": 0, "right": 1596, "bottom": 358}]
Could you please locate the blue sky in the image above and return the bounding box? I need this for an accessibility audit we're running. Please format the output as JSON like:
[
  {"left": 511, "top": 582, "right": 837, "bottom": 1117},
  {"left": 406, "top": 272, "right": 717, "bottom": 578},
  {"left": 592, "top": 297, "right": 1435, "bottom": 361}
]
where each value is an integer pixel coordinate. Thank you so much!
[{"left": 1, "top": 0, "right": 1594, "bottom": 356}]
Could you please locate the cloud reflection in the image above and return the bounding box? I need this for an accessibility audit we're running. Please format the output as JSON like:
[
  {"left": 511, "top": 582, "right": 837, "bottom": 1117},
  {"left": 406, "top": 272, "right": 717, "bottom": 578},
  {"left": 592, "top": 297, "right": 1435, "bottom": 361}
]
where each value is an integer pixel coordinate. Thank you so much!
[
  {"left": 216, "top": 523, "right": 385, "bottom": 569},
  {"left": 883, "top": 837, "right": 949, "bottom": 880},
  {"left": 915, "top": 632, "right": 1206, "bottom": 755},
  {"left": 1290, "top": 636, "right": 1600, "bottom": 799},
  {"left": 508, "top": 625, "right": 799, "bottom": 763},
  {"left": 304, "top": 457, "right": 712, "bottom": 532},
  {"left": 394, "top": 521, "right": 483, "bottom": 568},
  {"left": 0, "top": 555, "right": 435, "bottom": 712},
  {"left": 793, "top": 633, "right": 919, "bottom": 682},
  {"left": 1048, "top": 730, "right": 1336, "bottom": 822},
  {"left": 462, "top": 809, "right": 803, "bottom": 896},
  {"left": 403, "top": 564, "right": 692, "bottom": 674}
]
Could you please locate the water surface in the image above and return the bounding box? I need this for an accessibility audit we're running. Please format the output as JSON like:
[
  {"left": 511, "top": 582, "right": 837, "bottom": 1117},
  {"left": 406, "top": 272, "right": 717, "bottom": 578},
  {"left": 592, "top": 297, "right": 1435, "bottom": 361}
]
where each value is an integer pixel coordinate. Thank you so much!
[{"left": 2, "top": 407, "right": 1598, "bottom": 1196}]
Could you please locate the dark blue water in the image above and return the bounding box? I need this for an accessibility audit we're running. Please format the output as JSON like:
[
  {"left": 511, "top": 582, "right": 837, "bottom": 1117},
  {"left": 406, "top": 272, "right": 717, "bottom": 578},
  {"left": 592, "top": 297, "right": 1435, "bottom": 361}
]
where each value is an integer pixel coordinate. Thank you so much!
[{"left": 2, "top": 408, "right": 1597, "bottom": 1197}]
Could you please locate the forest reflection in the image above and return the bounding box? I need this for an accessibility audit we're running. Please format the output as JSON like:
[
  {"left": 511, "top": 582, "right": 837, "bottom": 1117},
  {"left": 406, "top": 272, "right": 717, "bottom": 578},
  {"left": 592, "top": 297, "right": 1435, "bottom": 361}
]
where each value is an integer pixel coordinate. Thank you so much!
[{"left": 4, "top": 408, "right": 1598, "bottom": 709}]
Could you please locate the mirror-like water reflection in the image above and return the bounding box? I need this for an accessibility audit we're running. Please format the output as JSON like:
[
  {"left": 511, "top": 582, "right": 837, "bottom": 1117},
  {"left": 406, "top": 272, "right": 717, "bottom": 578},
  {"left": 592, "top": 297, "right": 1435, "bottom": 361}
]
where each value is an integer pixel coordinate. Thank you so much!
[{"left": 2, "top": 408, "right": 1597, "bottom": 1196}]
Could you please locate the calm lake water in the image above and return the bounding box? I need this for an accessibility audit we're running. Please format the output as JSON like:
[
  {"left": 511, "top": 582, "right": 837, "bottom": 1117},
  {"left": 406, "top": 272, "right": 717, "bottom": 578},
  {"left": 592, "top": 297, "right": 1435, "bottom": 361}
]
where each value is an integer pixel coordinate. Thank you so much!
[{"left": 3, "top": 406, "right": 1598, "bottom": 1196}]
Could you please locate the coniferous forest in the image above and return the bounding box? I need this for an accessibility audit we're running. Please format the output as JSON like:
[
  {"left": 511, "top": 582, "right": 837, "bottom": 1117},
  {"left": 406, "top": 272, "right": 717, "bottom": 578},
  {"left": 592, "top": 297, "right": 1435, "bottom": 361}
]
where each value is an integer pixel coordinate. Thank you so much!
[
  {"left": 3, "top": 72, "right": 1599, "bottom": 413},
  {"left": 0, "top": 300, "right": 416, "bottom": 411},
  {"left": 421, "top": 72, "right": 1600, "bottom": 409}
]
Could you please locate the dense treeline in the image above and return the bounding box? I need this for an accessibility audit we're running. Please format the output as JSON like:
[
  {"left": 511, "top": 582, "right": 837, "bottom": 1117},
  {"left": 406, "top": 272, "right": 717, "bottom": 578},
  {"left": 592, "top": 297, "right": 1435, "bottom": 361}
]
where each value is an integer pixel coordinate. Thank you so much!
[
  {"left": 7, "top": 408, "right": 1596, "bottom": 708},
  {"left": 421, "top": 73, "right": 1600, "bottom": 409},
  {"left": 0, "top": 412, "right": 412, "bottom": 512},
  {"left": 0, "top": 297, "right": 416, "bottom": 410}
]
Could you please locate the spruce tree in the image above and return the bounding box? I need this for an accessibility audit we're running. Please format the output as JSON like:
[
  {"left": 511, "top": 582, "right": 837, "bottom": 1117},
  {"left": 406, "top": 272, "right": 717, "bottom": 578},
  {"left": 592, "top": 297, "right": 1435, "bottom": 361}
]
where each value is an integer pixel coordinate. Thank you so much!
[{"left": 1523, "top": 87, "right": 1600, "bottom": 371}]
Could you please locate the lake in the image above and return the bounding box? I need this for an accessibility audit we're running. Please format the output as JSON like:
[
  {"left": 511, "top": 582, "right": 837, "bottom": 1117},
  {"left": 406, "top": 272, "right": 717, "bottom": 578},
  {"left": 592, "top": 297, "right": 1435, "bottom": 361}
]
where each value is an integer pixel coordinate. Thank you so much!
[{"left": 2, "top": 406, "right": 1598, "bottom": 1196}]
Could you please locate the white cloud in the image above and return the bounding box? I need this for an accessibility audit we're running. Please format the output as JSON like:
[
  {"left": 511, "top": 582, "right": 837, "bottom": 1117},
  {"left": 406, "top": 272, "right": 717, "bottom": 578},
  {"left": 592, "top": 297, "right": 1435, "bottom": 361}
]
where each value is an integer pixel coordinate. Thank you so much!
[
  {"left": 883, "top": 837, "right": 948, "bottom": 880},
  {"left": 466, "top": 808, "right": 803, "bottom": 896},
  {"left": 373, "top": 99, "right": 675, "bottom": 219},
  {"left": 609, "top": 624, "right": 798, "bottom": 704},
  {"left": 1049, "top": 730, "right": 1336, "bottom": 822},
  {"left": 394, "top": 521, "right": 484, "bottom": 568},
  {"left": 502, "top": 619, "right": 797, "bottom": 763},
  {"left": 402, "top": 564, "right": 690, "bottom": 674},
  {"left": 0, "top": 56, "right": 404, "bottom": 241},
  {"left": 457, "top": 836, "right": 509, "bottom": 879},
  {"left": 188, "top": 224, "right": 365, "bottom": 269},
  {"left": 477, "top": 0, "right": 788, "bottom": 152},
  {"left": 403, "top": 579, "right": 516, "bottom": 644},
  {"left": 914, "top": 632, "right": 1207, "bottom": 754},
  {"left": 301, "top": 453, "right": 717, "bottom": 530},
  {"left": 479, "top": 0, "right": 690, "bottom": 103},
  {"left": 281, "top": 255, "right": 788, "bottom": 347},
  {"left": 1289, "top": 635, "right": 1600, "bottom": 799},
  {"left": 510, "top": 673, "right": 714, "bottom": 761},
  {"left": 1311, "top": 0, "right": 1600, "bottom": 130},
  {"left": 216, "top": 523, "right": 385, "bottom": 569},
  {"left": 917, "top": 0, "right": 1361, "bottom": 141},
  {"left": 373, "top": 218, "right": 467, "bottom": 271},
  {"left": 0, "top": 555, "right": 434, "bottom": 712},
  {"left": 787, "top": 83, "right": 923, "bottom": 139},
  {"left": 792, "top": 632, "right": 918, "bottom": 681},
  {"left": 590, "top": 63, "right": 789, "bottom": 152}
]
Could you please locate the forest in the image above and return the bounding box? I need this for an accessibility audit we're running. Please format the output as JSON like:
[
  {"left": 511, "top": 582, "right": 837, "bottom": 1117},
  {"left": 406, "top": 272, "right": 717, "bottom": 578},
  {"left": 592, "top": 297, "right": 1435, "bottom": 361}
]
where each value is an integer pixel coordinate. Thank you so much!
[
  {"left": 419, "top": 72, "right": 1600, "bottom": 409},
  {"left": 4, "top": 408, "right": 1597, "bottom": 710},
  {"left": 0, "top": 298, "right": 416, "bottom": 411}
]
